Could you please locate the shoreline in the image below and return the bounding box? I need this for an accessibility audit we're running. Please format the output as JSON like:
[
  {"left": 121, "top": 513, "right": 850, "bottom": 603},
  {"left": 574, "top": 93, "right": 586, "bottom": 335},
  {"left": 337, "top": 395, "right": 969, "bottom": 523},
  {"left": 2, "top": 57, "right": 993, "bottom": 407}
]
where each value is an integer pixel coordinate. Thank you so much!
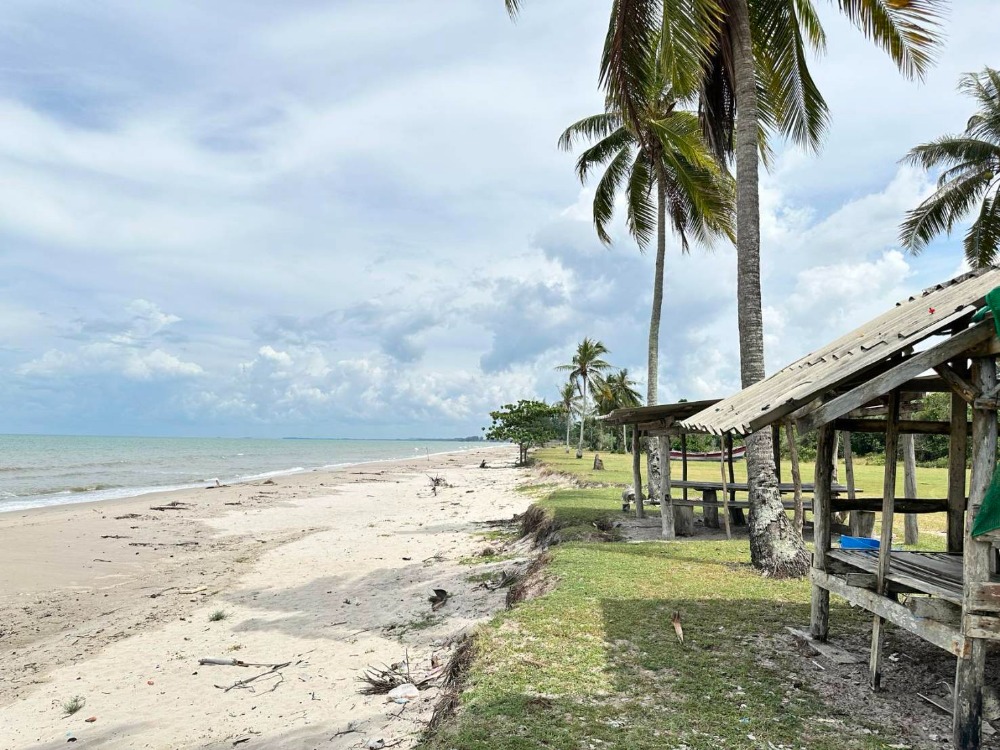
[
  {"left": 1, "top": 442, "right": 500, "bottom": 515},
  {"left": 0, "top": 444, "right": 530, "bottom": 749}
]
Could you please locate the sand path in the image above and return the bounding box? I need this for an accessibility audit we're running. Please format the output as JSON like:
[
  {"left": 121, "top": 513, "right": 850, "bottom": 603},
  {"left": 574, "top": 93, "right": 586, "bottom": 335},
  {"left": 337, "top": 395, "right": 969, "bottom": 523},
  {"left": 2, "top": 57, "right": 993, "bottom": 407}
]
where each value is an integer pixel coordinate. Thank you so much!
[{"left": 0, "top": 445, "right": 529, "bottom": 749}]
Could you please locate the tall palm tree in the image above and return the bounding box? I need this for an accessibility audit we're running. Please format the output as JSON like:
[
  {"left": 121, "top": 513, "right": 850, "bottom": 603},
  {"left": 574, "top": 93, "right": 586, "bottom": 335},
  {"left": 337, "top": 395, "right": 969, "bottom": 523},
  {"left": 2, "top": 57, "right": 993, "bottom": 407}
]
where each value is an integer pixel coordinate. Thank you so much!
[
  {"left": 900, "top": 67, "right": 1000, "bottom": 268},
  {"left": 595, "top": 368, "right": 644, "bottom": 451},
  {"left": 558, "top": 70, "right": 735, "bottom": 413},
  {"left": 557, "top": 338, "right": 612, "bottom": 458},
  {"left": 558, "top": 381, "right": 581, "bottom": 453},
  {"left": 509, "top": 0, "right": 945, "bottom": 576}
]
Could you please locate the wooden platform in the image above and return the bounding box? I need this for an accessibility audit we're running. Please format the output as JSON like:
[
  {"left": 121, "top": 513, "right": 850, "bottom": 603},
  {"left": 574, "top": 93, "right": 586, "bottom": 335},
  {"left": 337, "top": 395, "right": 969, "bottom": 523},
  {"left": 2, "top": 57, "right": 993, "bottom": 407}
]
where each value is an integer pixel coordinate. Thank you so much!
[
  {"left": 669, "top": 479, "right": 855, "bottom": 494},
  {"left": 828, "top": 548, "right": 971, "bottom": 604}
]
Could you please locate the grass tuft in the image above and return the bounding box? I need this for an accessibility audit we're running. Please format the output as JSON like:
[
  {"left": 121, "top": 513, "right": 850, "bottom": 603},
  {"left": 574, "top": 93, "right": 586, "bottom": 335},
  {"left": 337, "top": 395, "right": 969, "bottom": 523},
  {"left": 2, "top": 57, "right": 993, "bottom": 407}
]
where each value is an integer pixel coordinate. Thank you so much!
[
  {"left": 208, "top": 609, "right": 228, "bottom": 622},
  {"left": 62, "top": 696, "right": 85, "bottom": 716}
]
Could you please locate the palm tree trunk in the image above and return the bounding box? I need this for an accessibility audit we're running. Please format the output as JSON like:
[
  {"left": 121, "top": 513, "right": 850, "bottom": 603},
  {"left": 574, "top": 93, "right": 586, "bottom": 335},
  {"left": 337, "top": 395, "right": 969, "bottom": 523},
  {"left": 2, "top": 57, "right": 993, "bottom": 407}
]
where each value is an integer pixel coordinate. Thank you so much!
[
  {"left": 645, "top": 165, "right": 667, "bottom": 505},
  {"left": 577, "top": 376, "right": 587, "bottom": 459},
  {"left": 731, "top": 0, "right": 808, "bottom": 577},
  {"left": 565, "top": 407, "right": 572, "bottom": 453}
]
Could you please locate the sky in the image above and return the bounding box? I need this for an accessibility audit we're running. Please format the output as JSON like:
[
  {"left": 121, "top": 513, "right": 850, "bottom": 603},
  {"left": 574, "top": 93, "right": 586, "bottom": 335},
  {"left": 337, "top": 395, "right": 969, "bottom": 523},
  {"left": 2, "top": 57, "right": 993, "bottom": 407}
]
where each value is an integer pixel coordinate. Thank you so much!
[{"left": 0, "top": 1, "right": 996, "bottom": 439}]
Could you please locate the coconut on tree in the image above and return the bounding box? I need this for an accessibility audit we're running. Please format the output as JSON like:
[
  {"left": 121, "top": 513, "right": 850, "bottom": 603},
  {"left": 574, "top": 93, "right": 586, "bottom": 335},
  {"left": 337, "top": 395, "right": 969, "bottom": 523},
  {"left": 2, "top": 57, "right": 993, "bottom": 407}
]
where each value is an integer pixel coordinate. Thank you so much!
[
  {"left": 900, "top": 67, "right": 1000, "bottom": 268},
  {"left": 557, "top": 338, "right": 612, "bottom": 458}
]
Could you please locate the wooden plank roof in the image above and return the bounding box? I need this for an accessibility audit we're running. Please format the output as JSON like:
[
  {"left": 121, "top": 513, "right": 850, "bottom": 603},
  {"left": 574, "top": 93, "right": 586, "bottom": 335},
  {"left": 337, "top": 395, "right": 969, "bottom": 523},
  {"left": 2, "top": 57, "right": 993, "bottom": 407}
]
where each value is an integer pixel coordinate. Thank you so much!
[
  {"left": 601, "top": 399, "right": 720, "bottom": 427},
  {"left": 680, "top": 268, "right": 1000, "bottom": 435}
]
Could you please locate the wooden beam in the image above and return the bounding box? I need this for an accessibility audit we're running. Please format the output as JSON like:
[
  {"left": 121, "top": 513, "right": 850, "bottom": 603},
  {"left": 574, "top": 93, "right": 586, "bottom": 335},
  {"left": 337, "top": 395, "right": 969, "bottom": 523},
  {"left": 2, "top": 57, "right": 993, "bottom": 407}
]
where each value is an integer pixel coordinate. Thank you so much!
[
  {"left": 903, "top": 434, "right": 920, "bottom": 544},
  {"left": 812, "top": 569, "right": 969, "bottom": 657},
  {"left": 725, "top": 434, "right": 744, "bottom": 526},
  {"left": 870, "top": 390, "right": 901, "bottom": 691},
  {"left": 954, "top": 355, "right": 997, "bottom": 749},
  {"left": 832, "top": 418, "right": 963, "bottom": 436},
  {"left": 810, "top": 423, "right": 836, "bottom": 641},
  {"left": 797, "top": 321, "right": 995, "bottom": 435},
  {"left": 934, "top": 363, "right": 978, "bottom": 404},
  {"left": 659, "top": 435, "right": 674, "bottom": 539},
  {"left": 831, "top": 498, "right": 949, "bottom": 513},
  {"left": 786, "top": 420, "right": 804, "bottom": 532},
  {"left": 676, "top": 433, "right": 694, "bottom": 535},
  {"left": 968, "top": 582, "right": 1000, "bottom": 614},
  {"left": 949, "top": 389, "right": 969, "bottom": 555},
  {"left": 719, "top": 438, "right": 731, "bottom": 540}
]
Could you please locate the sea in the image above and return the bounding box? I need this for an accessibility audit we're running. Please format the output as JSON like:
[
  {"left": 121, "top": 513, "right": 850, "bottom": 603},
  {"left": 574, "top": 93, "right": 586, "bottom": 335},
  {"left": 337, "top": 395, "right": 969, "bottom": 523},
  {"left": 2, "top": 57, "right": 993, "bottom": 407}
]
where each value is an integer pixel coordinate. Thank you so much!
[{"left": 0, "top": 435, "right": 486, "bottom": 513}]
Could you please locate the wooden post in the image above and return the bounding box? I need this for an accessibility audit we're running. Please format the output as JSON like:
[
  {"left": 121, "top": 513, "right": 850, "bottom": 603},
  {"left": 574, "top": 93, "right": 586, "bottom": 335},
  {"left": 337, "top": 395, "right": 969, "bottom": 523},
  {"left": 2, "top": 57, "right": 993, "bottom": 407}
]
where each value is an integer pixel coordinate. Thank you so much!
[
  {"left": 632, "top": 427, "right": 645, "bottom": 519},
  {"left": 870, "top": 389, "right": 901, "bottom": 691},
  {"left": 702, "top": 489, "right": 720, "bottom": 529},
  {"left": 810, "top": 422, "right": 836, "bottom": 641},
  {"left": 953, "top": 356, "right": 996, "bottom": 749},
  {"left": 844, "top": 432, "right": 872, "bottom": 537},
  {"left": 726, "top": 433, "right": 745, "bottom": 526},
  {"left": 785, "top": 419, "right": 804, "bottom": 532},
  {"left": 719, "top": 436, "right": 732, "bottom": 541},
  {"left": 902, "top": 433, "right": 919, "bottom": 545},
  {"left": 948, "top": 389, "right": 969, "bottom": 555},
  {"left": 659, "top": 434, "right": 674, "bottom": 539},
  {"left": 772, "top": 422, "right": 782, "bottom": 482},
  {"left": 676, "top": 433, "right": 694, "bottom": 535}
]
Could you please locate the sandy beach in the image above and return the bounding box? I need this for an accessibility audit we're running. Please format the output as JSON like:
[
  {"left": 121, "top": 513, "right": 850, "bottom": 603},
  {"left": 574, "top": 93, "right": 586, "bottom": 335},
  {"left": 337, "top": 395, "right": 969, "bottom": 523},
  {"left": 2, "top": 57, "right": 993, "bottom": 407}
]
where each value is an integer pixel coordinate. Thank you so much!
[{"left": 0, "top": 445, "right": 530, "bottom": 750}]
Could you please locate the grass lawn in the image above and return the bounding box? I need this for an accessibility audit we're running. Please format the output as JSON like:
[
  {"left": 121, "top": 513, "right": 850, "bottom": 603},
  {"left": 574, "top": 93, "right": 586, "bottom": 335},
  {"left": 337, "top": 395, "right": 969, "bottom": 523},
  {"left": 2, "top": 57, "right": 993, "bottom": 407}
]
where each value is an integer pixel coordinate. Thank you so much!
[
  {"left": 423, "top": 481, "right": 905, "bottom": 750},
  {"left": 535, "top": 446, "right": 957, "bottom": 550}
]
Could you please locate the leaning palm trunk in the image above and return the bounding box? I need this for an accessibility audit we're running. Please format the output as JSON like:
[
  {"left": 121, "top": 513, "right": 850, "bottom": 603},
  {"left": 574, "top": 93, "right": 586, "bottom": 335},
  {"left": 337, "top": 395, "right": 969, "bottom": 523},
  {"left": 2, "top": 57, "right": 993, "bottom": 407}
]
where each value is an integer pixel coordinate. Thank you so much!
[
  {"left": 644, "top": 168, "right": 667, "bottom": 513},
  {"left": 732, "top": 0, "right": 808, "bottom": 577},
  {"left": 577, "top": 377, "right": 587, "bottom": 459},
  {"left": 565, "top": 409, "right": 572, "bottom": 453}
]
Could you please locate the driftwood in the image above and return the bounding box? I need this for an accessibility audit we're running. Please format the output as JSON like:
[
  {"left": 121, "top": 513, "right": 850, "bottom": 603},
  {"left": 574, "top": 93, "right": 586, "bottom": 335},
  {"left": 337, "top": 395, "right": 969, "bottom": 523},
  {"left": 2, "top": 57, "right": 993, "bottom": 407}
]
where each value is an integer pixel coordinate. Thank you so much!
[{"left": 198, "top": 658, "right": 296, "bottom": 693}]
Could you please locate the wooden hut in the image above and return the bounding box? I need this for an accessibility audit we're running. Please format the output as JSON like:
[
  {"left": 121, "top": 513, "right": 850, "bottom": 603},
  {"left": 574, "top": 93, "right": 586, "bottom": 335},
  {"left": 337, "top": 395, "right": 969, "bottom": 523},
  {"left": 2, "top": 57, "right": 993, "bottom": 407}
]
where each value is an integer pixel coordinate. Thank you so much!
[{"left": 680, "top": 268, "right": 1000, "bottom": 749}]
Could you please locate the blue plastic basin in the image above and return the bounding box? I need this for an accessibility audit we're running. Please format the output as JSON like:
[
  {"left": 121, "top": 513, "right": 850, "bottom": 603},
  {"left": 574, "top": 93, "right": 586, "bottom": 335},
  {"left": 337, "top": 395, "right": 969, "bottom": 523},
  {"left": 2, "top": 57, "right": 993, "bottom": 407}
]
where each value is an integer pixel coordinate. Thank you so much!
[{"left": 839, "top": 536, "right": 879, "bottom": 549}]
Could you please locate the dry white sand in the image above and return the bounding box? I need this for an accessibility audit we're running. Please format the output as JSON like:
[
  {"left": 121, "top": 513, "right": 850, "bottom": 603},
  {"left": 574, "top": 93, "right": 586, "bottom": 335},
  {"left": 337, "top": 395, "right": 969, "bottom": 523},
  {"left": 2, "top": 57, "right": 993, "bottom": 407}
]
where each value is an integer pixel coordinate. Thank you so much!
[{"left": 0, "top": 445, "right": 531, "bottom": 749}]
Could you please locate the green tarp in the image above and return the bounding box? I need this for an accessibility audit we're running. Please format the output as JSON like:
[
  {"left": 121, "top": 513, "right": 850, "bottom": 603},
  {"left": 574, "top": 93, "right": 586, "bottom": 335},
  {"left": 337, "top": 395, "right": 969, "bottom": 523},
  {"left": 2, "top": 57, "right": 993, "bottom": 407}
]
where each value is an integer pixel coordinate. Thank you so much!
[{"left": 970, "top": 286, "right": 1000, "bottom": 538}]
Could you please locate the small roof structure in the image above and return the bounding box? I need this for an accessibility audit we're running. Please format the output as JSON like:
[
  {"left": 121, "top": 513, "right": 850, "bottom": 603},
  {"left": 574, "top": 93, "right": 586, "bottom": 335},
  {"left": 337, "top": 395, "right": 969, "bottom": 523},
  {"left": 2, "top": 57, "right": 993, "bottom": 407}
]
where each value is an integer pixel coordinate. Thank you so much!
[
  {"left": 600, "top": 398, "right": 719, "bottom": 435},
  {"left": 668, "top": 267, "right": 1000, "bottom": 749},
  {"left": 681, "top": 268, "right": 1000, "bottom": 435}
]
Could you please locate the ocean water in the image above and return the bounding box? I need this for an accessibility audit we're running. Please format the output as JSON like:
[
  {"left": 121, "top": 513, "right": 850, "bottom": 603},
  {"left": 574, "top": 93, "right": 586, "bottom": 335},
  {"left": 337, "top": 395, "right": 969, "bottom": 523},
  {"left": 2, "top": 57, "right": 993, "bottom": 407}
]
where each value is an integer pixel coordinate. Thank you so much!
[{"left": 0, "top": 435, "right": 485, "bottom": 513}]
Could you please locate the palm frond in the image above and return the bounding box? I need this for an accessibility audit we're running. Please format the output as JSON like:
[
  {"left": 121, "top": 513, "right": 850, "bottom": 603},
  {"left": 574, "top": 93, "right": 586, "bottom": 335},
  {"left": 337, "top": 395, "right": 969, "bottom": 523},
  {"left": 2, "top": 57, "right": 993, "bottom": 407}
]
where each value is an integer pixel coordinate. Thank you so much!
[
  {"left": 558, "top": 113, "right": 626, "bottom": 152},
  {"left": 593, "top": 146, "right": 634, "bottom": 245},
  {"left": 901, "top": 136, "right": 1000, "bottom": 173},
  {"left": 573, "top": 128, "right": 635, "bottom": 182},
  {"left": 963, "top": 191, "right": 1000, "bottom": 269},
  {"left": 834, "top": 0, "right": 946, "bottom": 81},
  {"left": 753, "top": 0, "right": 830, "bottom": 149},
  {"left": 626, "top": 150, "right": 657, "bottom": 248},
  {"left": 601, "top": 0, "right": 660, "bottom": 136},
  {"left": 658, "top": 0, "right": 725, "bottom": 99},
  {"left": 899, "top": 168, "right": 994, "bottom": 253}
]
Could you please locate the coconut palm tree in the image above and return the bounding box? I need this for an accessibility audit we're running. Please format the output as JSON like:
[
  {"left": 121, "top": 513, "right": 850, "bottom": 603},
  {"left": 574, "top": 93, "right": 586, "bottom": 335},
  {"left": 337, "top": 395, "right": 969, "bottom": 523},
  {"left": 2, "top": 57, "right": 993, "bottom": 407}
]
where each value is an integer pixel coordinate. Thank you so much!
[
  {"left": 509, "top": 0, "right": 945, "bottom": 576},
  {"left": 594, "top": 368, "right": 644, "bottom": 451},
  {"left": 557, "top": 338, "right": 612, "bottom": 458},
  {"left": 558, "top": 69, "right": 734, "bottom": 414},
  {"left": 558, "top": 381, "right": 581, "bottom": 453},
  {"left": 900, "top": 67, "right": 1000, "bottom": 268}
]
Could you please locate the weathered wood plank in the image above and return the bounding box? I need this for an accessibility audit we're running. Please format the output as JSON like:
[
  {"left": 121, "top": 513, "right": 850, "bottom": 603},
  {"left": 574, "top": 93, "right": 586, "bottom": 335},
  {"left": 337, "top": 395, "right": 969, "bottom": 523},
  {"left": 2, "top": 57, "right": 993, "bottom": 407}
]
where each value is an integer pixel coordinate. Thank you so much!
[
  {"left": 949, "top": 388, "right": 969, "bottom": 555},
  {"left": 811, "top": 423, "right": 836, "bottom": 641},
  {"left": 903, "top": 433, "right": 920, "bottom": 545},
  {"left": 702, "top": 489, "right": 720, "bottom": 528},
  {"left": 719, "top": 439, "right": 732, "bottom": 540},
  {"left": 632, "top": 428, "right": 644, "bottom": 519},
  {"left": 967, "top": 582, "right": 1000, "bottom": 613},
  {"left": 796, "top": 321, "right": 995, "bottom": 435},
  {"left": 954, "top": 355, "right": 997, "bottom": 749},
  {"left": 963, "top": 614, "right": 1000, "bottom": 640},
  {"left": 934, "top": 362, "right": 978, "bottom": 404},
  {"left": 659, "top": 435, "right": 674, "bottom": 539},
  {"left": 871, "top": 390, "right": 901, "bottom": 691},
  {"left": 812, "top": 569, "right": 969, "bottom": 657},
  {"left": 833, "top": 418, "right": 961, "bottom": 435},
  {"left": 786, "top": 420, "right": 804, "bottom": 531},
  {"left": 786, "top": 627, "right": 862, "bottom": 664}
]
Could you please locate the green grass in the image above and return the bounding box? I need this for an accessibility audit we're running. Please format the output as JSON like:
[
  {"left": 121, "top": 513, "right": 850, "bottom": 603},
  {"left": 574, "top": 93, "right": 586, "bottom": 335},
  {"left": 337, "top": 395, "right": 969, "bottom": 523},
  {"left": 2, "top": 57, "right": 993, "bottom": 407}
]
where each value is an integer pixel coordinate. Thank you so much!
[
  {"left": 62, "top": 695, "right": 86, "bottom": 716},
  {"left": 208, "top": 609, "right": 228, "bottom": 622},
  {"left": 536, "top": 447, "right": 955, "bottom": 549},
  {"left": 423, "top": 486, "right": 896, "bottom": 750}
]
